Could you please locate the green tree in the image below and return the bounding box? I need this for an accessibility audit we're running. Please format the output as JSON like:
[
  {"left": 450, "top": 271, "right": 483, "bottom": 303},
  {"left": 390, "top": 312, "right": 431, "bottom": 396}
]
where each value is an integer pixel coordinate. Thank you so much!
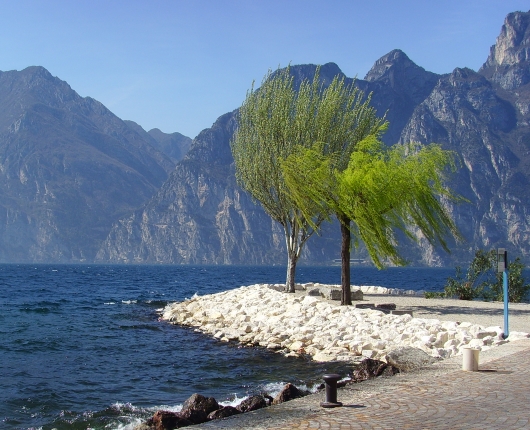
[
  {"left": 444, "top": 249, "right": 530, "bottom": 302},
  {"left": 230, "top": 66, "right": 383, "bottom": 292},
  {"left": 283, "top": 135, "right": 462, "bottom": 304},
  {"left": 443, "top": 249, "right": 494, "bottom": 300},
  {"left": 493, "top": 258, "right": 530, "bottom": 302}
]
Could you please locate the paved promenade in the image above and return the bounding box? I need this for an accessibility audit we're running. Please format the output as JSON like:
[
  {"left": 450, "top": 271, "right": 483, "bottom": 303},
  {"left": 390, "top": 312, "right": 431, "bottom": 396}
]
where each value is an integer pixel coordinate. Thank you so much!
[
  {"left": 197, "top": 339, "right": 530, "bottom": 429},
  {"left": 274, "top": 340, "right": 530, "bottom": 429}
]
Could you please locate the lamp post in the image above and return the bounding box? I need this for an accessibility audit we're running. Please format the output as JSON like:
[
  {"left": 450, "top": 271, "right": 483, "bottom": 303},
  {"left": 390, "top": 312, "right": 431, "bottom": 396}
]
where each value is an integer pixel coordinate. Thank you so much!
[{"left": 497, "top": 248, "right": 509, "bottom": 339}]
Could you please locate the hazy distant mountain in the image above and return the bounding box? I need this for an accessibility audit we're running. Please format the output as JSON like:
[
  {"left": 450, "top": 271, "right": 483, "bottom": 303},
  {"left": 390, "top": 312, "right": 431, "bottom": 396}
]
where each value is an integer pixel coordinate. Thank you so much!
[
  {"left": 97, "top": 10, "right": 530, "bottom": 266},
  {"left": 2, "top": 10, "right": 529, "bottom": 266},
  {"left": 124, "top": 120, "right": 192, "bottom": 162},
  {"left": 0, "top": 66, "right": 177, "bottom": 262}
]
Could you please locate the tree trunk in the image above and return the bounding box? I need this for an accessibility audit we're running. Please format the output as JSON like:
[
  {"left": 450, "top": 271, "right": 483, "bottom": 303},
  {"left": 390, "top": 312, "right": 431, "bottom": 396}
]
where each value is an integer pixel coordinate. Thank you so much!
[
  {"left": 285, "top": 253, "right": 298, "bottom": 293},
  {"left": 340, "top": 215, "right": 352, "bottom": 305}
]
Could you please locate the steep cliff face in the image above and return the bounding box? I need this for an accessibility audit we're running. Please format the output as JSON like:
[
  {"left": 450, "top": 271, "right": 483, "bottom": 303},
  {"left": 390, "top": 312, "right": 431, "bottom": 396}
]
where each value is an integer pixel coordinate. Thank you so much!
[
  {"left": 97, "top": 59, "right": 446, "bottom": 265},
  {"left": 400, "top": 67, "right": 524, "bottom": 264},
  {"left": 364, "top": 49, "right": 440, "bottom": 144},
  {"left": 0, "top": 66, "right": 175, "bottom": 262},
  {"left": 397, "top": 11, "right": 530, "bottom": 265},
  {"left": 480, "top": 10, "right": 530, "bottom": 90},
  {"left": 96, "top": 111, "right": 287, "bottom": 264},
  {"left": 4, "top": 11, "right": 530, "bottom": 266},
  {"left": 98, "top": 11, "right": 530, "bottom": 266}
]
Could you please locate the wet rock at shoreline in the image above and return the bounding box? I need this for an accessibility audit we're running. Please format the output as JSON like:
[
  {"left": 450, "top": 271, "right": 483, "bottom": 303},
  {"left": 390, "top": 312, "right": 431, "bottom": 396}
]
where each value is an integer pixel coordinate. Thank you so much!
[
  {"left": 180, "top": 393, "right": 219, "bottom": 424},
  {"left": 207, "top": 405, "right": 241, "bottom": 420},
  {"left": 272, "top": 383, "right": 304, "bottom": 405},
  {"left": 147, "top": 410, "right": 192, "bottom": 430},
  {"left": 236, "top": 394, "right": 269, "bottom": 413}
]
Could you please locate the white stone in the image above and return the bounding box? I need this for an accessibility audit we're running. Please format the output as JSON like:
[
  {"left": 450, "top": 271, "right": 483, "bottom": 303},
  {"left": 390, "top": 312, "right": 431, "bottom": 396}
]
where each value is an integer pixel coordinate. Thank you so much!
[
  {"left": 161, "top": 283, "right": 524, "bottom": 364},
  {"left": 444, "top": 339, "right": 459, "bottom": 349},
  {"left": 507, "top": 331, "right": 530, "bottom": 341},
  {"left": 467, "top": 338, "right": 484, "bottom": 349},
  {"left": 313, "top": 351, "right": 337, "bottom": 362},
  {"left": 361, "top": 349, "right": 377, "bottom": 358},
  {"left": 289, "top": 341, "right": 305, "bottom": 351},
  {"left": 475, "top": 330, "right": 498, "bottom": 339},
  {"left": 301, "top": 296, "right": 319, "bottom": 307}
]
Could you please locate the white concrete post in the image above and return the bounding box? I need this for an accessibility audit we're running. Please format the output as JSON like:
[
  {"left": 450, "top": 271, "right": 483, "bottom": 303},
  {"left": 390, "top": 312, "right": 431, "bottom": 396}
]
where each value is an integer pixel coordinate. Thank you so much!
[{"left": 462, "top": 347, "right": 480, "bottom": 371}]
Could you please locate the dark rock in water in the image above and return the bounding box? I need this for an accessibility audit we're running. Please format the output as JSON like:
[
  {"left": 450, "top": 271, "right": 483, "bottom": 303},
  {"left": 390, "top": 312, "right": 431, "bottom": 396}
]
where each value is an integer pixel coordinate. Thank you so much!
[
  {"left": 272, "top": 383, "right": 304, "bottom": 405},
  {"left": 207, "top": 405, "right": 241, "bottom": 420},
  {"left": 386, "top": 346, "right": 439, "bottom": 372},
  {"left": 179, "top": 393, "right": 219, "bottom": 424},
  {"left": 236, "top": 395, "right": 269, "bottom": 413},
  {"left": 351, "top": 358, "right": 397, "bottom": 383},
  {"left": 147, "top": 410, "right": 193, "bottom": 430}
]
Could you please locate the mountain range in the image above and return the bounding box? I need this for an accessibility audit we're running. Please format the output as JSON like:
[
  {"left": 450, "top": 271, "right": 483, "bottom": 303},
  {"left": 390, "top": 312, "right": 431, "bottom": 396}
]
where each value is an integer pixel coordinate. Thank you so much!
[{"left": 1, "top": 10, "right": 529, "bottom": 265}]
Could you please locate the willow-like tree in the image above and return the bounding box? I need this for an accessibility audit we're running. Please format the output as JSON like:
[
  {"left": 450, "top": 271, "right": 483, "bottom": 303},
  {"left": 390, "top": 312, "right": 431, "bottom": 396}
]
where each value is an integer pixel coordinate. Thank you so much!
[
  {"left": 230, "top": 66, "right": 383, "bottom": 292},
  {"left": 282, "top": 135, "right": 463, "bottom": 304}
]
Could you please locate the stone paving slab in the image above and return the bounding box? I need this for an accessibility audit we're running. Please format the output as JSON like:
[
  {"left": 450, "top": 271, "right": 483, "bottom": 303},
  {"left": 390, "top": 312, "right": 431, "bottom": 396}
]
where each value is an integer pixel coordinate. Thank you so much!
[
  {"left": 273, "top": 340, "right": 530, "bottom": 430},
  {"left": 195, "top": 339, "right": 530, "bottom": 429}
]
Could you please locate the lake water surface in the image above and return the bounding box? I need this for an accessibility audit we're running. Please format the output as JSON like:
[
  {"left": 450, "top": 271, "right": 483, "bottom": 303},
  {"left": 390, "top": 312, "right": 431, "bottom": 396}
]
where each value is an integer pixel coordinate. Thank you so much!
[{"left": 0, "top": 264, "right": 453, "bottom": 429}]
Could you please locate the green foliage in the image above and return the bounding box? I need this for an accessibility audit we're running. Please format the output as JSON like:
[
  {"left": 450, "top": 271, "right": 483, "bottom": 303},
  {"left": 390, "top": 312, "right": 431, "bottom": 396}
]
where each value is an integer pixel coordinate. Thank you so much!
[
  {"left": 484, "top": 257, "right": 530, "bottom": 302},
  {"left": 443, "top": 249, "right": 495, "bottom": 300},
  {"left": 443, "top": 249, "right": 530, "bottom": 302},
  {"left": 232, "top": 66, "right": 383, "bottom": 226},
  {"left": 282, "top": 135, "right": 463, "bottom": 269},
  {"left": 424, "top": 291, "right": 445, "bottom": 299},
  {"left": 231, "top": 65, "right": 384, "bottom": 290}
]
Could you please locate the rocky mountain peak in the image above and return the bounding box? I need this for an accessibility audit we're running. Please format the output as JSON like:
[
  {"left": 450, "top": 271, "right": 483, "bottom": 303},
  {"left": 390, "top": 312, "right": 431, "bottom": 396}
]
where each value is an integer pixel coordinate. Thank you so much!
[
  {"left": 364, "top": 49, "right": 418, "bottom": 82},
  {"left": 479, "top": 10, "right": 530, "bottom": 90},
  {"left": 363, "top": 49, "right": 439, "bottom": 103},
  {"left": 482, "top": 10, "right": 530, "bottom": 68},
  {"left": 268, "top": 63, "right": 346, "bottom": 91}
]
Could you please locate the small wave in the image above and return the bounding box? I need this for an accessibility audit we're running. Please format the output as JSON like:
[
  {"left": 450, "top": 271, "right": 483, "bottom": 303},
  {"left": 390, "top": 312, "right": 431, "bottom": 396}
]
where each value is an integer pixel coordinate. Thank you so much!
[
  {"left": 184, "top": 292, "right": 200, "bottom": 300},
  {"left": 104, "top": 302, "right": 117, "bottom": 305},
  {"left": 51, "top": 402, "right": 149, "bottom": 430},
  {"left": 108, "top": 403, "right": 184, "bottom": 428},
  {"left": 144, "top": 403, "right": 183, "bottom": 414},
  {"left": 218, "top": 393, "right": 249, "bottom": 408},
  {"left": 111, "top": 401, "right": 143, "bottom": 413},
  {"left": 121, "top": 300, "right": 137, "bottom": 305},
  {"left": 114, "top": 419, "right": 144, "bottom": 430},
  {"left": 145, "top": 299, "right": 168, "bottom": 307},
  {"left": 260, "top": 381, "right": 289, "bottom": 398},
  {"left": 261, "top": 380, "right": 320, "bottom": 397}
]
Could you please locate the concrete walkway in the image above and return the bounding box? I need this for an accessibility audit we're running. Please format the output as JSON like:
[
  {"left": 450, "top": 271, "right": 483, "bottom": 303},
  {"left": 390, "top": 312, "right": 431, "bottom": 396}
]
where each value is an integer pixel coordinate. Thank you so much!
[{"left": 196, "top": 339, "right": 530, "bottom": 429}]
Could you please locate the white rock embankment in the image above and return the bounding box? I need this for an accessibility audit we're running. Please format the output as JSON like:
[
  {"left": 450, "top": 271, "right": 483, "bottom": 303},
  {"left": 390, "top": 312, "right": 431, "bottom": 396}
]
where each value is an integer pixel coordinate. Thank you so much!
[{"left": 162, "top": 284, "right": 529, "bottom": 363}]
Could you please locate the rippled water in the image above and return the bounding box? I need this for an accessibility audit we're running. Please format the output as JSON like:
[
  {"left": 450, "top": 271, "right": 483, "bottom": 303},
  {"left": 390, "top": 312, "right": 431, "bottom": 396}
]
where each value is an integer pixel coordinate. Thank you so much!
[{"left": 0, "top": 264, "right": 452, "bottom": 429}]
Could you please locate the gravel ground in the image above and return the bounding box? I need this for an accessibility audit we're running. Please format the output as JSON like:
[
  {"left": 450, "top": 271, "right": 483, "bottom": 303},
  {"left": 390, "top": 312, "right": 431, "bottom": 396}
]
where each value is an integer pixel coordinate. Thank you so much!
[
  {"left": 284, "top": 287, "right": 530, "bottom": 333},
  {"left": 352, "top": 293, "right": 530, "bottom": 333}
]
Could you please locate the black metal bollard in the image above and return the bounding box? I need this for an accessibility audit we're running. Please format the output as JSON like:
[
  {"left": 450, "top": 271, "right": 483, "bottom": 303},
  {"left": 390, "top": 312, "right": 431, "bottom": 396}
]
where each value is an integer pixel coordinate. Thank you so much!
[{"left": 320, "top": 373, "right": 343, "bottom": 408}]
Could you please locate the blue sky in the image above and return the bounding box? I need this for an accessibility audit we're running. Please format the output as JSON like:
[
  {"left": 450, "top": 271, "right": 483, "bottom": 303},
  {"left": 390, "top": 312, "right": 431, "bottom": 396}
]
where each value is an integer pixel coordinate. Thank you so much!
[{"left": 1, "top": 1, "right": 528, "bottom": 138}]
